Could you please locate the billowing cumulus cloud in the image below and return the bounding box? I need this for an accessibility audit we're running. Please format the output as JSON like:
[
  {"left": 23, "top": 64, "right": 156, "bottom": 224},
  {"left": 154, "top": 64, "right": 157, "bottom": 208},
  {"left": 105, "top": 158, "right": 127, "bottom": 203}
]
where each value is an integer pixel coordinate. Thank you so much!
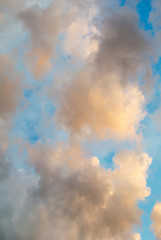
[
  {"left": 0, "top": 0, "right": 157, "bottom": 239},
  {"left": 0, "top": 144, "right": 152, "bottom": 240},
  {"left": 55, "top": 7, "right": 149, "bottom": 140},
  {"left": 56, "top": 73, "right": 146, "bottom": 140},
  {"left": 151, "top": 202, "right": 161, "bottom": 239},
  {"left": 17, "top": 0, "right": 100, "bottom": 78}
]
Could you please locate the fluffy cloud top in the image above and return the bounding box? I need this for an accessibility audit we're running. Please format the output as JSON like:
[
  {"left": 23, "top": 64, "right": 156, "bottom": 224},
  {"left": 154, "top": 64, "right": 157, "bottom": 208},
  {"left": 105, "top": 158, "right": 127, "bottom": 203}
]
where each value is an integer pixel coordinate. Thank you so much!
[{"left": 56, "top": 74, "right": 145, "bottom": 140}]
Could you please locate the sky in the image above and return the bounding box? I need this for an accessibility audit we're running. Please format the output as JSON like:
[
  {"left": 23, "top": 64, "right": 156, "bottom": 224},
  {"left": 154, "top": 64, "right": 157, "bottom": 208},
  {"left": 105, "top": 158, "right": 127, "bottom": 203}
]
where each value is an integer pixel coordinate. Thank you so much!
[{"left": 1, "top": 0, "right": 161, "bottom": 239}]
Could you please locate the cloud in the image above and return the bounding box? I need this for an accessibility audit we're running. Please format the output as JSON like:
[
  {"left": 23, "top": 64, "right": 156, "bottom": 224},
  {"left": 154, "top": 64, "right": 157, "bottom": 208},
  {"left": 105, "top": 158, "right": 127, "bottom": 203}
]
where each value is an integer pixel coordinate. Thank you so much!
[
  {"left": 0, "top": 0, "right": 25, "bottom": 14},
  {"left": 63, "top": 1, "right": 98, "bottom": 59},
  {"left": 0, "top": 163, "right": 37, "bottom": 240},
  {"left": 56, "top": 71, "right": 146, "bottom": 140},
  {"left": 0, "top": 55, "right": 22, "bottom": 157},
  {"left": 18, "top": 1, "right": 73, "bottom": 78},
  {"left": 0, "top": 152, "right": 11, "bottom": 181},
  {"left": 151, "top": 202, "right": 161, "bottom": 239},
  {"left": 0, "top": 144, "right": 150, "bottom": 240},
  {"left": 94, "top": 8, "right": 149, "bottom": 86},
  {"left": 149, "top": 0, "right": 161, "bottom": 63},
  {"left": 150, "top": 0, "right": 161, "bottom": 29},
  {"left": 63, "top": 17, "right": 98, "bottom": 58},
  {"left": 0, "top": 56, "right": 22, "bottom": 118},
  {"left": 0, "top": 1, "right": 155, "bottom": 240},
  {"left": 0, "top": 0, "right": 51, "bottom": 14},
  {"left": 54, "top": 7, "right": 149, "bottom": 141}
]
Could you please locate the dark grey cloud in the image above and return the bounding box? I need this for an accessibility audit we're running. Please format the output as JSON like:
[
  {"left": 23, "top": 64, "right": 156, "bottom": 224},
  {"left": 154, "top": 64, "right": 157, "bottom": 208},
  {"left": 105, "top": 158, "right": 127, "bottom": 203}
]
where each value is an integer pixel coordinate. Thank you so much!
[{"left": 94, "top": 8, "right": 149, "bottom": 86}]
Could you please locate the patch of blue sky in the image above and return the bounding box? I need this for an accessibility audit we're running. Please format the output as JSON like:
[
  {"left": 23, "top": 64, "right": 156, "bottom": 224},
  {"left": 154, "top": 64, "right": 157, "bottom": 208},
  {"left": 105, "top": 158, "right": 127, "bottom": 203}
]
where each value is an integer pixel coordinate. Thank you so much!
[
  {"left": 50, "top": 51, "right": 72, "bottom": 77},
  {"left": 137, "top": 202, "right": 154, "bottom": 240},
  {"left": 12, "top": 105, "right": 41, "bottom": 142},
  {"left": 101, "top": 151, "right": 116, "bottom": 170},
  {"left": 136, "top": 0, "right": 153, "bottom": 31},
  {"left": 152, "top": 56, "right": 161, "bottom": 76},
  {"left": 24, "top": 89, "right": 34, "bottom": 98},
  {"left": 142, "top": 114, "right": 161, "bottom": 162},
  {"left": 11, "top": 86, "right": 41, "bottom": 140},
  {"left": 118, "top": 0, "right": 125, "bottom": 7},
  {"left": 14, "top": 42, "right": 70, "bottom": 146},
  {"left": 120, "top": 0, "right": 153, "bottom": 32},
  {"left": 140, "top": 113, "right": 161, "bottom": 239},
  {"left": 12, "top": 81, "right": 69, "bottom": 148},
  {"left": 137, "top": 132, "right": 161, "bottom": 240},
  {"left": 147, "top": 160, "right": 161, "bottom": 205},
  {"left": 7, "top": 142, "right": 27, "bottom": 170},
  {"left": 26, "top": 120, "right": 40, "bottom": 145},
  {"left": 138, "top": 155, "right": 161, "bottom": 240},
  {"left": 146, "top": 57, "right": 161, "bottom": 114},
  {"left": 44, "top": 103, "right": 55, "bottom": 118},
  {"left": 147, "top": 91, "right": 161, "bottom": 114}
]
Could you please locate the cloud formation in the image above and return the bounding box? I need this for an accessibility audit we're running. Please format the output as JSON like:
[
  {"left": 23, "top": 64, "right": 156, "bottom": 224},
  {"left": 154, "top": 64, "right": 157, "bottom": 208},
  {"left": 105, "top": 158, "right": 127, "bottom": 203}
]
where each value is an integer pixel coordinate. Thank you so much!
[
  {"left": 56, "top": 73, "right": 145, "bottom": 140},
  {"left": 0, "top": 56, "right": 21, "bottom": 118},
  {"left": 151, "top": 202, "right": 161, "bottom": 239},
  {"left": 95, "top": 9, "right": 149, "bottom": 86},
  {"left": 0, "top": 55, "right": 22, "bottom": 151},
  {"left": 0, "top": 0, "right": 156, "bottom": 239},
  {"left": 0, "top": 143, "right": 152, "bottom": 240},
  {"left": 18, "top": 1, "right": 74, "bottom": 78},
  {"left": 53, "top": 6, "right": 150, "bottom": 141}
]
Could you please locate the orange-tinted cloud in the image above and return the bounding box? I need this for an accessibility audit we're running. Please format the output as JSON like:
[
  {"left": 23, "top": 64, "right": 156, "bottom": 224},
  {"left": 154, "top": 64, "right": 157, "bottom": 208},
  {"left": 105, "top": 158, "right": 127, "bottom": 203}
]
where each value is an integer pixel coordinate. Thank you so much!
[
  {"left": 18, "top": 1, "right": 72, "bottom": 78},
  {"left": 151, "top": 202, "right": 161, "bottom": 239}
]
